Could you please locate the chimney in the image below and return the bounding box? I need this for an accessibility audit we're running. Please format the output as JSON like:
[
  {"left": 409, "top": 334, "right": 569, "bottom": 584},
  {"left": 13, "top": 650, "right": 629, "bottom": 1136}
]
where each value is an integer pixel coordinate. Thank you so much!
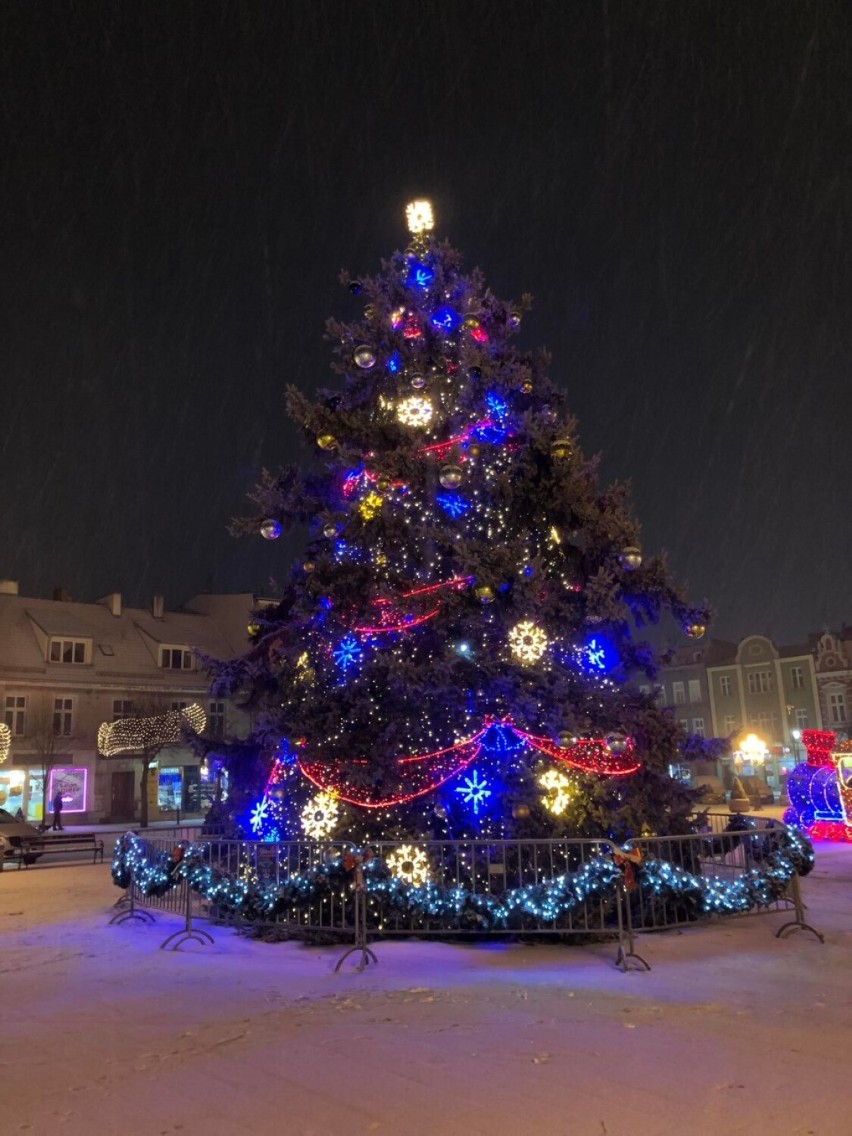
[
  {"left": 99, "top": 592, "right": 122, "bottom": 617},
  {"left": 0, "top": 580, "right": 19, "bottom": 595},
  {"left": 53, "top": 587, "right": 71, "bottom": 602},
  {"left": 152, "top": 594, "right": 165, "bottom": 619}
]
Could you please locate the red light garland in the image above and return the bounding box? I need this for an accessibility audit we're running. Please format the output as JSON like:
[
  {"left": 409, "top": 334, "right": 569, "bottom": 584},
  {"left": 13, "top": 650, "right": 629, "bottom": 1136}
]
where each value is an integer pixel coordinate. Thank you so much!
[{"left": 296, "top": 719, "right": 641, "bottom": 807}]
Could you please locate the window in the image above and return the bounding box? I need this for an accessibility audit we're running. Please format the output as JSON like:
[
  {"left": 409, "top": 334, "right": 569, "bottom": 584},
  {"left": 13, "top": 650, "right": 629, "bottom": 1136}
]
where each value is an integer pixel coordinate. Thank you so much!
[
  {"left": 790, "top": 666, "right": 804, "bottom": 690},
  {"left": 49, "top": 638, "right": 88, "bottom": 664},
  {"left": 112, "top": 699, "right": 134, "bottom": 722},
  {"left": 758, "top": 711, "right": 772, "bottom": 733},
  {"left": 692, "top": 718, "right": 705, "bottom": 738},
  {"left": 208, "top": 701, "right": 226, "bottom": 739},
  {"left": 672, "top": 682, "right": 686, "bottom": 705},
  {"left": 170, "top": 701, "right": 189, "bottom": 712},
  {"left": 53, "top": 697, "right": 73, "bottom": 736},
  {"left": 678, "top": 718, "right": 689, "bottom": 731},
  {"left": 160, "top": 647, "right": 194, "bottom": 670},
  {"left": 723, "top": 715, "right": 737, "bottom": 733},
  {"left": 795, "top": 709, "right": 809, "bottom": 729},
  {"left": 747, "top": 671, "right": 772, "bottom": 695},
  {"left": 720, "top": 675, "right": 732, "bottom": 697},
  {"left": 828, "top": 692, "right": 848, "bottom": 725},
  {"left": 4, "top": 695, "right": 26, "bottom": 736},
  {"left": 688, "top": 679, "right": 701, "bottom": 703}
]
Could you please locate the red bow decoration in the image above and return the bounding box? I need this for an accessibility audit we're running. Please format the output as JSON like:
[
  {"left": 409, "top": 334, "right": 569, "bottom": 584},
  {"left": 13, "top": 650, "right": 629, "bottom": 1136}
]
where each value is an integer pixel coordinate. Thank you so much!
[{"left": 613, "top": 847, "right": 643, "bottom": 891}]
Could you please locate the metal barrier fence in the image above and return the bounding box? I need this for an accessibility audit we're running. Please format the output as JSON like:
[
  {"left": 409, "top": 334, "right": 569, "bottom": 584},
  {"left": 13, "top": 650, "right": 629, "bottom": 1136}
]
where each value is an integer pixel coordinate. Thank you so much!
[{"left": 115, "top": 818, "right": 821, "bottom": 966}]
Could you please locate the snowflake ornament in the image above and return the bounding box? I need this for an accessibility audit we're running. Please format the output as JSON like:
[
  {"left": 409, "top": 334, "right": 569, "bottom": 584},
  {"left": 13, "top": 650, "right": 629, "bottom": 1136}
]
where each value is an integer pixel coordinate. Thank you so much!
[
  {"left": 386, "top": 844, "right": 431, "bottom": 887},
  {"left": 454, "top": 769, "right": 492, "bottom": 815},
  {"left": 300, "top": 791, "right": 340, "bottom": 839},
  {"left": 508, "top": 620, "right": 549, "bottom": 665},
  {"left": 538, "top": 769, "right": 575, "bottom": 816},
  {"left": 396, "top": 395, "right": 434, "bottom": 429},
  {"left": 249, "top": 796, "right": 270, "bottom": 834}
]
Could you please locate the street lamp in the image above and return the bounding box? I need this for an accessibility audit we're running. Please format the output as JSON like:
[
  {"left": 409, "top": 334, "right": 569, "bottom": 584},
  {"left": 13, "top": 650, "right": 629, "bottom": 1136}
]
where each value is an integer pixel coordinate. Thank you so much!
[{"left": 792, "top": 729, "right": 802, "bottom": 762}]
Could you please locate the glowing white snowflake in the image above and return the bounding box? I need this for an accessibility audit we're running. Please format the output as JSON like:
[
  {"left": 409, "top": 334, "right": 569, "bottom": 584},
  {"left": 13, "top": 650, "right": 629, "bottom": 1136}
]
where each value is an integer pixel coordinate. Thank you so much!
[
  {"left": 386, "top": 844, "right": 431, "bottom": 887},
  {"left": 508, "top": 620, "right": 549, "bottom": 665},
  {"left": 396, "top": 395, "right": 434, "bottom": 429},
  {"left": 538, "top": 769, "right": 575, "bottom": 817},
  {"left": 454, "top": 769, "right": 492, "bottom": 815},
  {"left": 249, "top": 796, "right": 270, "bottom": 833},
  {"left": 300, "top": 791, "right": 340, "bottom": 839}
]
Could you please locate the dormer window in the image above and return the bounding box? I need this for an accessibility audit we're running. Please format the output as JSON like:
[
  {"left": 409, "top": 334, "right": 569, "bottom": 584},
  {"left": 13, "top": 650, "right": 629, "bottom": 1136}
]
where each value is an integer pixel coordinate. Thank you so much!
[
  {"left": 48, "top": 637, "right": 89, "bottom": 664},
  {"left": 160, "top": 646, "right": 194, "bottom": 670}
]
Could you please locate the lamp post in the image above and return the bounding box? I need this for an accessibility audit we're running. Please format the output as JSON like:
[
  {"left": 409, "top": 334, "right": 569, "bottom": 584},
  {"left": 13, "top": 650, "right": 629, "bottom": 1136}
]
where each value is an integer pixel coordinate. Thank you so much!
[{"left": 792, "top": 729, "right": 802, "bottom": 762}]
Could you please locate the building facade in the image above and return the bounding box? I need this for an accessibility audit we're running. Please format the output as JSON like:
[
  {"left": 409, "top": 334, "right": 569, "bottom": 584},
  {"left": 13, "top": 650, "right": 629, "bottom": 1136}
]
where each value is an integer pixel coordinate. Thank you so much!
[
  {"left": 0, "top": 581, "right": 257, "bottom": 825},
  {"left": 657, "top": 631, "right": 840, "bottom": 796}
]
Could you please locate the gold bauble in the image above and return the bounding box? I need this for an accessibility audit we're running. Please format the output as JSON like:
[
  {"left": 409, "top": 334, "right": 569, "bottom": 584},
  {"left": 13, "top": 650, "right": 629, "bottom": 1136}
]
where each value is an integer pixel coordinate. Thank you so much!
[
  {"left": 512, "top": 803, "right": 531, "bottom": 820},
  {"left": 618, "top": 546, "right": 642, "bottom": 571},
  {"left": 317, "top": 433, "right": 338, "bottom": 451},
  {"left": 376, "top": 476, "right": 392, "bottom": 494},
  {"left": 475, "top": 585, "right": 495, "bottom": 605},
  {"left": 551, "top": 438, "right": 572, "bottom": 460},
  {"left": 462, "top": 315, "right": 480, "bottom": 331},
  {"left": 685, "top": 622, "right": 706, "bottom": 640},
  {"left": 466, "top": 443, "right": 481, "bottom": 458},
  {"left": 519, "top": 379, "right": 533, "bottom": 394},
  {"left": 302, "top": 561, "right": 316, "bottom": 573}
]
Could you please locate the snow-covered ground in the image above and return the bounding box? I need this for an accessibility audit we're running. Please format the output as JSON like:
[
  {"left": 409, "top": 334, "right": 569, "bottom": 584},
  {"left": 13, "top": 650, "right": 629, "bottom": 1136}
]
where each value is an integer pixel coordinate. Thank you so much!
[{"left": 2, "top": 843, "right": 850, "bottom": 1136}]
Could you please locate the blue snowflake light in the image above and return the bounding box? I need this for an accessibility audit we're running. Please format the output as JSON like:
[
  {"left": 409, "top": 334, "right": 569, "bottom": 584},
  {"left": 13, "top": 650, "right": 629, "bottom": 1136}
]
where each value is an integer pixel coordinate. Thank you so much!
[
  {"left": 579, "top": 635, "right": 618, "bottom": 675},
  {"left": 436, "top": 492, "right": 471, "bottom": 518},
  {"left": 485, "top": 391, "right": 509, "bottom": 418},
  {"left": 408, "top": 261, "right": 434, "bottom": 288},
  {"left": 386, "top": 350, "right": 402, "bottom": 374},
  {"left": 249, "top": 797, "right": 270, "bottom": 833},
  {"left": 333, "top": 634, "right": 363, "bottom": 671},
  {"left": 431, "top": 306, "right": 460, "bottom": 332},
  {"left": 454, "top": 769, "right": 492, "bottom": 815}
]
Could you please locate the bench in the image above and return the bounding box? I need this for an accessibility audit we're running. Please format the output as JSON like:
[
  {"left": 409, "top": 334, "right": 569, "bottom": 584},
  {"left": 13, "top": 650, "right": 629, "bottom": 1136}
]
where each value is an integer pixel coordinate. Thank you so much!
[{"left": 16, "top": 832, "right": 105, "bottom": 868}]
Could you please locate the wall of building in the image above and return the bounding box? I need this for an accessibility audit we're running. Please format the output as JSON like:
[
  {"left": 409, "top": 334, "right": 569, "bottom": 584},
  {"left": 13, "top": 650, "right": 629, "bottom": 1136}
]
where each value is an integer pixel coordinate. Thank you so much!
[{"left": 0, "top": 584, "right": 255, "bottom": 823}]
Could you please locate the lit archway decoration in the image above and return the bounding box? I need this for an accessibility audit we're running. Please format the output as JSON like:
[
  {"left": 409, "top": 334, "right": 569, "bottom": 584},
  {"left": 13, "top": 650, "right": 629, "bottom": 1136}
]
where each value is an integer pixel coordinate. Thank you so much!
[
  {"left": 97, "top": 704, "right": 207, "bottom": 757},
  {"left": 0, "top": 722, "right": 10, "bottom": 764}
]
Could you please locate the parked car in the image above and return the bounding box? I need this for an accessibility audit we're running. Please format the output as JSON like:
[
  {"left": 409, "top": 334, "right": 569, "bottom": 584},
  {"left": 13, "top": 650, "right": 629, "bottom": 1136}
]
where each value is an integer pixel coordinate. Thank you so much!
[
  {"left": 0, "top": 807, "right": 43, "bottom": 863},
  {"left": 738, "top": 775, "right": 775, "bottom": 808},
  {"left": 691, "top": 776, "right": 726, "bottom": 805}
]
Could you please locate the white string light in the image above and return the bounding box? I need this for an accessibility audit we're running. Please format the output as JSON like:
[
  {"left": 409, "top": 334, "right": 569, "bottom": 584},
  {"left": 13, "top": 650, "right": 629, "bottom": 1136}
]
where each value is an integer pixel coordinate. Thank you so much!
[{"left": 97, "top": 704, "right": 207, "bottom": 757}]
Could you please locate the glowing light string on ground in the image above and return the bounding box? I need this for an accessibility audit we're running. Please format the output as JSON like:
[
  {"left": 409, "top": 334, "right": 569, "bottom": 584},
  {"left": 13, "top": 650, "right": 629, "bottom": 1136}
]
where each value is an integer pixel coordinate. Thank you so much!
[
  {"left": 98, "top": 704, "right": 207, "bottom": 757},
  {"left": 298, "top": 719, "right": 641, "bottom": 807}
]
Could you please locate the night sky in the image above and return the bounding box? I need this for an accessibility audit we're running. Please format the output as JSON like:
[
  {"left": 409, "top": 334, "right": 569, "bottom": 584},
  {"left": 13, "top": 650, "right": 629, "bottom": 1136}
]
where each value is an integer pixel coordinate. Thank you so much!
[{"left": 2, "top": 1, "right": 850, "bottom": 646}]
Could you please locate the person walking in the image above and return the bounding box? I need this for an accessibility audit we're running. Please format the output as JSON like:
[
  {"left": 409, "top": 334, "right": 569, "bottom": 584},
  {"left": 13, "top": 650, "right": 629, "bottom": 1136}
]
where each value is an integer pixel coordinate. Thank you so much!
[{"left": 51, "top": 789, "right": 64, "bottom": 831}]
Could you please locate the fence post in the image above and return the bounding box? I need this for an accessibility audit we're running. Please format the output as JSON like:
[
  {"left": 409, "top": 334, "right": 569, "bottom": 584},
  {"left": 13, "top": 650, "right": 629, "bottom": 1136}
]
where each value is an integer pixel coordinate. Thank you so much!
[
  {"left": 160, "top": 880, "right": 215, "bottom": 950},
  {"left": 774, "top": 872, "right": 824, "bottom": 943},
  {"left": 335, "top": 855, "right": 377, "bottom": 973},
  {"left": 109, "top": 869, "right": 156, "bottom": 926}
]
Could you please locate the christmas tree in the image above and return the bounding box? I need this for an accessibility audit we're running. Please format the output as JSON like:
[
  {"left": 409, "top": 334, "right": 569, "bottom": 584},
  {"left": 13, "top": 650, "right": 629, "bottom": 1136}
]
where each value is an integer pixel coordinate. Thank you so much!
[{"left": 210, "top": 200, "right": 709, "bottom": 845}]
